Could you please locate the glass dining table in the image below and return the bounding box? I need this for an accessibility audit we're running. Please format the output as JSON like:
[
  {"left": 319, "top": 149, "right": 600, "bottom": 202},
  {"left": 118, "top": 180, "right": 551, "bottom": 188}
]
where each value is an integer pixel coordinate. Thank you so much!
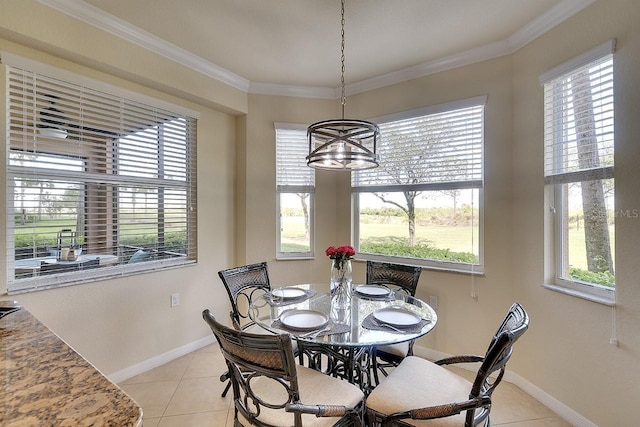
[{"left": 249, "top": 282, "right": 437, "bottom": 393}]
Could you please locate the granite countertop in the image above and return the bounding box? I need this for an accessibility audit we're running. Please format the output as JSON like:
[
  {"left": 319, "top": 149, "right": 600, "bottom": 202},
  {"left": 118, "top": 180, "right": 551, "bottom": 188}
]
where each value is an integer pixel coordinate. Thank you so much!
[{"left": 0, "top": 307, "right": 143, "bottom": 426}]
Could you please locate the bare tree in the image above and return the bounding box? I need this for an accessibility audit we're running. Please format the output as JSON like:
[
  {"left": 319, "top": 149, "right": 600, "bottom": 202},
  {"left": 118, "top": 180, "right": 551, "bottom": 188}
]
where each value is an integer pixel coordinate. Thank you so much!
[
  {"left": 374, "top": 190, "right": 419, "bottom": 245},
  {"left": 440, "top": 189, "right": 461, "bottom": 216},
  {"left": 372, "top": 119, "right": 465, "bottom": 246},
  {"left": 296, "top": 193, "right": 310, "bottom": 240}
]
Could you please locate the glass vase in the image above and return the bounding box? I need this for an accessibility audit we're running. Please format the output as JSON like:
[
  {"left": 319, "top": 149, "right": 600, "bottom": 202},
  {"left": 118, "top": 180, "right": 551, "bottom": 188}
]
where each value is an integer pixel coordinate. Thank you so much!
[{"left": 330, "top": 259, "right": 352, "bottom": 309}]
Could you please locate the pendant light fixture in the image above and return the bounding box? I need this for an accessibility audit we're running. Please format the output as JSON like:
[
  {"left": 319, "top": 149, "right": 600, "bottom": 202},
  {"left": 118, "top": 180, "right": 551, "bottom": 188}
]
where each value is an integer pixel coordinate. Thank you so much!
[{"left": 306, "top": 0, "right": 380, "bottom": 170}]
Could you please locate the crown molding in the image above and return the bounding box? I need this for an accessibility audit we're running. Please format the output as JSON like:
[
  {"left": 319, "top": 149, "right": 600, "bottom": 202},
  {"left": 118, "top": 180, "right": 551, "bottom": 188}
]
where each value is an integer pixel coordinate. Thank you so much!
[
  {"left": 249, "top": 82, "right": 338, "bottom": 99},
  {"left": 508, "top": 0, "right": 597, "bottom": 51},
  {"left": 348, "top": 0, "right": 597, "bottom": 96},
  {"left": 35, "top": 0, "right": 250, "bottom": 92},
  {"left": 36, "top": 0, "right": 597, "bottom": 99},
  {"left": 346, "top": 40, "right": 511, "bottom": 96}
]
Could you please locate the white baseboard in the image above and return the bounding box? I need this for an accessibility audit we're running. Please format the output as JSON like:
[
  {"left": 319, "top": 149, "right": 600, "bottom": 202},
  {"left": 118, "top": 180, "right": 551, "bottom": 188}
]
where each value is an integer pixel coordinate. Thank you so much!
[
  {"left": 107, "top": 335, "right": 216, "bottom": 384},
  {"left": 412, "top": 345, "right": 596, "bottom": 427},
  {"left": 505, "top": 370, "right": 597, "bottom": 427}
]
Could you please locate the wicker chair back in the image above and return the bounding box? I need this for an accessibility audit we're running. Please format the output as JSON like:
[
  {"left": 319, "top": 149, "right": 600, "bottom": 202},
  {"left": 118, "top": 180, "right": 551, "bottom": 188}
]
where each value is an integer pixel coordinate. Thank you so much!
[
  {"left": 366, "top": 261, "right": 422, "bottom": 296},
  {"left": 218, "top": 262, "right": 270, "bottom": 330}
]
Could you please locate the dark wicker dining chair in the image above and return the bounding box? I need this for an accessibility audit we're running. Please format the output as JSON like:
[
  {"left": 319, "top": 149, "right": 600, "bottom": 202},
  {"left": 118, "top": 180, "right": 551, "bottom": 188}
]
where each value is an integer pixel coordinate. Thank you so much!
[
  {"left": 366, "top": 302, "right": 530, "bottom": 427},
  {"left": 217, "top": 261, "right": 273, "bottom": 397},
  {"left": 366, "top": 261, "right": 422, "bottom": 378},
  {"left": 203, "top": 309, "right": 365, "bottom": 427},
  {"left": 366, "top": 261, "right": 422, "bottom": 297},
  {"left": 218, "top": 261, "right": 272, "bottom": 331}
]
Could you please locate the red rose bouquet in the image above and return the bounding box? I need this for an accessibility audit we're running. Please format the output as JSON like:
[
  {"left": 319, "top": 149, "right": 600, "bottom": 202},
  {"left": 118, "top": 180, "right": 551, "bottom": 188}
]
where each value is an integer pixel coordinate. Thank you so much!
[{"left": 325, "top": 245, "right": 356, "bottom": 269}]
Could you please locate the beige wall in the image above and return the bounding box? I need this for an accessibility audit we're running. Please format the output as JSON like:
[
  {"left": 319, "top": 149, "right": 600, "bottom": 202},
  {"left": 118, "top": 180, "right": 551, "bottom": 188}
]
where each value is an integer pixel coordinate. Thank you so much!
[
  {"left": 0, "top": 2, "right": 237, "bottom": 376},
  {"left": 1, "top": 0, "right": 640, "bottom": 425},
  {"left": 243, "top": 1, "right": 640, "bottom": 425},
  {"left": 510, "top": 0, "right": 640, "bottom": 425}
]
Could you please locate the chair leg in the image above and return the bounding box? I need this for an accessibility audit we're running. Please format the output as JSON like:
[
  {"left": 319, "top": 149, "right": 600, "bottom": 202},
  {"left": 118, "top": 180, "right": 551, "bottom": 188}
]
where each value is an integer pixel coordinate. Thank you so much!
[
  {"left": 221, "top": 380, "right": 231, "bottom": 397},
  {"left": 220, "top": 370, "right": 231, "bottom": 397},
  {"left": 371, "top": 354, "right": 381, "bottom": 386}
]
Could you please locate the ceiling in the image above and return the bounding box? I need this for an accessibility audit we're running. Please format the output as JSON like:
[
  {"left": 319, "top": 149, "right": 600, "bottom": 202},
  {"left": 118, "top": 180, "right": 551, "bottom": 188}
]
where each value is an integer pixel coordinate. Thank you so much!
[{"left": 41, "top": 0, "right": 595, "bottom": 96}]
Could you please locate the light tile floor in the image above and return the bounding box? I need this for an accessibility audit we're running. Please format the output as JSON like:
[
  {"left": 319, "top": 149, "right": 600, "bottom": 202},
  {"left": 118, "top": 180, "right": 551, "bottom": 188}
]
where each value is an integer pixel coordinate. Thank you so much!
[{"left": 119, "top": 344, "right": 572, "bottom": 426}]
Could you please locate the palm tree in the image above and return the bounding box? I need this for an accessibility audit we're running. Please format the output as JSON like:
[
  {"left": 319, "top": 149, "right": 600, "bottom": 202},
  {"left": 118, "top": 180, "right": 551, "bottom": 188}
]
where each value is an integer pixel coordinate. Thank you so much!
[{"left": 570, "top": 71, "right": 614, "bottom": 274}]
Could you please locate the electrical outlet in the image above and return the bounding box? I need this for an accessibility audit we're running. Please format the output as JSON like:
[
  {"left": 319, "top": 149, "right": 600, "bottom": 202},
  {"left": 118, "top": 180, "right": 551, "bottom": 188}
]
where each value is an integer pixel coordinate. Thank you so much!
[{"left": 171, "top": 293, "right": 180, "bottom": 307}]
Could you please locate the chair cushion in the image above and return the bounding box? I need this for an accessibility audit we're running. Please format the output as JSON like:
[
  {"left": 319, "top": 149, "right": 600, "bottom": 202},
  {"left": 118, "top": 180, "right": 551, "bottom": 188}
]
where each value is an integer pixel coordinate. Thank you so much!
[
  {"left": 242, "top": 365, "right": 364, "bottom": 427},
  {"left": 366, "top": 356, "right": 473, "bottom": 426},
  {"left": 377, "top": 341, "right": 410, "bottom": 358}
]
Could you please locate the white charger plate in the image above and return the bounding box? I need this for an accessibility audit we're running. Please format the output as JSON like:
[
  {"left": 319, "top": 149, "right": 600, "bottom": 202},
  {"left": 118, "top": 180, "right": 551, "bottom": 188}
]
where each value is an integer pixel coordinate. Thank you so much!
[
  {"left": 280, "top": 310, "right": 329, "bottom": 331},
  {"left": 373, "top": 307, "right": 421, "bottom": 327},
  {"left": 354, "top": 284, "right": 391, "bottom": 297},
  {"left": 271, "top": 287, "right": 307, "bottom": 300}
]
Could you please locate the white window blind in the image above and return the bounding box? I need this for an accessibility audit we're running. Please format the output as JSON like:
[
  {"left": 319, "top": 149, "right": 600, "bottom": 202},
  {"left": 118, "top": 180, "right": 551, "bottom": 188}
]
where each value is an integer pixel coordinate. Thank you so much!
[
  {"left": 275, "top": 123, "right": 314, "bottom": 258},
  {"left": 352, "top": 99, "right": 485, "bottom": 192},
  {"left": 543, "top": 53, "right": 614, "bottom": 184},
  {"left": 5, "top": 62, "right": 197, "bottom": 293},
  {"left": 275, "top": 124, "right": 315, "bottom": 192}
]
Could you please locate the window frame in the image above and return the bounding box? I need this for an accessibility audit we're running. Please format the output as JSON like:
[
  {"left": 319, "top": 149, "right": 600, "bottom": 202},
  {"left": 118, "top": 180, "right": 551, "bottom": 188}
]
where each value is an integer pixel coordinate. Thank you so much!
[
  {"left": 540, "top": 41, "right": 615, "bottom": 304},
  {"left": 3, "top": 53, "right": 198, "bottom": 294},
  {"left": 351, "top": 97, "right": 486, "bottom": 273},
  {"left": 275, "top": 123, "right": 315, "bottom": 260}
]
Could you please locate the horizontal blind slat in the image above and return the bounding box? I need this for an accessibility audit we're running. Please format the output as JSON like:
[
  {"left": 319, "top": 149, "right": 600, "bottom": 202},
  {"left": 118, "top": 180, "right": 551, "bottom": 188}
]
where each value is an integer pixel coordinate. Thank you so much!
[
  {"left": 354, "top": 104, "right": 483, "bottom": 188},
  {"left": 275, "top": 126, "right": 315, "bottom": 188},
  {"left": 543, "top": 55, "right": 614, "bottom": 179}
]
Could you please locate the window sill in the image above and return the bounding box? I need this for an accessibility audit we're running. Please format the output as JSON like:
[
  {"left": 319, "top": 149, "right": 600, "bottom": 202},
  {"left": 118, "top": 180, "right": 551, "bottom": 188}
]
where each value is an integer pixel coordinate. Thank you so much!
[
  {"left": 542, "top": 283, "right": 615, "bottom": 306},
  {"left": 7, "top": 259, "right": 196, "bottom": 295},
  {"left": 276, "top": 256, "right": 315, "bottom": 261},
  {"left": 353, "top": 256, "right": 484, "bottom": 276}
]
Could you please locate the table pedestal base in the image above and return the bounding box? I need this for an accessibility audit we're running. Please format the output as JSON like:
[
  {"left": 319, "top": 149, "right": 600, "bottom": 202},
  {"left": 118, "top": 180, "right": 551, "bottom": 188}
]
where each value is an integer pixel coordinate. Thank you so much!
[{"left": 297, "top": 341, "right": 377, "bottom": 395}]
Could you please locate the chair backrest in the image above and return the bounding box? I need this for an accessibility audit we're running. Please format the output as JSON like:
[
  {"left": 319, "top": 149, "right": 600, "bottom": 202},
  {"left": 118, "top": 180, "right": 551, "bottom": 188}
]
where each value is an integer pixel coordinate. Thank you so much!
[
  {"left": 366, "top": 261, "right": 422, "bottom": 296},
  {"left": 128, "top": 249, "right": 150, "bottom": 263},
  {"left": 468, "top": 302, "right": 529, "bottom": 426},
  {"left": 218, "top": 262, "right": 271, "bottom": 330},
  {"left": 202, "top": 309, "right": 303, "bottom": 426}
]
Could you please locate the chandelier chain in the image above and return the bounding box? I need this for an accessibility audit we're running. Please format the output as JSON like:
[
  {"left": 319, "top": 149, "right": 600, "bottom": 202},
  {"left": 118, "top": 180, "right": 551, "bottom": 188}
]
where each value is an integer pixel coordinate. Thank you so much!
[{"left": 340, "top": 0, "right": 346, "bottom": 118}]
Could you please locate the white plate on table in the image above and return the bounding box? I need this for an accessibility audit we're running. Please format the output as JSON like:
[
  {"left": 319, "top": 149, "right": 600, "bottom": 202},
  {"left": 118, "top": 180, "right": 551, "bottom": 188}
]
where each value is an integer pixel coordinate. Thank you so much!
[
  {"left": 271, "top": 287, "right": 307, "bottom": 300},
  {"left": 354, "top": 284, "right": 391, "bottom": 297},
  {"left": 373, "top": 307, "right": 421, "bottom": 327},
  {"left": 280, "top": 310, "right": 328, "bottom": 331}
]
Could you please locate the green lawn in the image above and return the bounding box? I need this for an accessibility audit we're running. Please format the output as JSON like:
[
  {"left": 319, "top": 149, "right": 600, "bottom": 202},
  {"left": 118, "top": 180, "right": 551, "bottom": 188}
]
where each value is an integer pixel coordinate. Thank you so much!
[
  {"left": 567, "top": 227, "right": 615, "bottom": 270},
  {"left": 281, "top": 216, "right": 615, "bottom": 272},
  {"left": 359, "top": 222, "right": 478, "bottom": 254},
  {"left": 13, "top": 214, "right": 187, "bottom": 248}
]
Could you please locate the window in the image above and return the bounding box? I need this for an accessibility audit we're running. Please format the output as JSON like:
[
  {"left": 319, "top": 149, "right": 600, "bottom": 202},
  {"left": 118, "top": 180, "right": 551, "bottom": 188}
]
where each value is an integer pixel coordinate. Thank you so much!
[
  {"left": 5, "top": 56, "right": 198, "bottom": 294},
  {"left": 541, "top": 41, "right": 615, "bottom": 301},
  {"left": 275, "top": 123, "right": 314, "bottom": 258},
  {"left": 352, "top": 97, "right": 485, "bottom": 272}
]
